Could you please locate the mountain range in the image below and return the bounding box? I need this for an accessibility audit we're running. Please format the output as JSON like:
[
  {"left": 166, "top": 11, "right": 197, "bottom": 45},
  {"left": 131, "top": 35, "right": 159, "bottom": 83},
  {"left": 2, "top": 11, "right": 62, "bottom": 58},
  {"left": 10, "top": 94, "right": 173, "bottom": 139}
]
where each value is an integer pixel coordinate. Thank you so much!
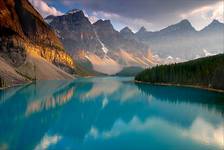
[
  {"left": 46, "top": 9, "right": 224, "bottom": 75},
  {"left": 136, "top": 19, "right": 224, "bottom": 60},
  {"left": 46, "top": 9, "right": 155, "bottom": 75}
]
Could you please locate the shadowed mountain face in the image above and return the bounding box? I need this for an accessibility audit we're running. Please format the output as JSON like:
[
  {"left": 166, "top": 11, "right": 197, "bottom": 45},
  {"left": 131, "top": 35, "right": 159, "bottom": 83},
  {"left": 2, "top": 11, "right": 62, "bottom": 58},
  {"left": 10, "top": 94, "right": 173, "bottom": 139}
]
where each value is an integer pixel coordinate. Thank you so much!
[
  {"left": 120, "top": 27, "right": 135, "bottom": 40},
  {"left": 48, "top": 9, "right": 103, "bottom": 57},
  {"left": 47, "top": 10, "right": 154, "bottom": 75},
  {"left": 0, "top": 0, "right": 75, "bottom": 85},
  {"left": 93, "top": 19, "right": 121, "bottom": 51},
  {"left": 136, "top": 19, "right": 224, "bottom": 60}
]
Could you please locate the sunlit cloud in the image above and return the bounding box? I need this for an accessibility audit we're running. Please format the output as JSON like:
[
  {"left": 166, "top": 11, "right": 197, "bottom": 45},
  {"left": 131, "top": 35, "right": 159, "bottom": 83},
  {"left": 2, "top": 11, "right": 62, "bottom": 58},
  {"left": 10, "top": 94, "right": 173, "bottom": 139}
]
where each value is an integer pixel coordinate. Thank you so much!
[
  {"left": 180, "top": 1, "right": 224, "bottom": 30},
  {"left": 89, "top": 11, "right": 153, "bottom": 32},
  {"left": 29, "top": 0, "right": 63, "bottom": 17},
  {"left": 30, "top": 0, "right": 222, "bottom": 31}
]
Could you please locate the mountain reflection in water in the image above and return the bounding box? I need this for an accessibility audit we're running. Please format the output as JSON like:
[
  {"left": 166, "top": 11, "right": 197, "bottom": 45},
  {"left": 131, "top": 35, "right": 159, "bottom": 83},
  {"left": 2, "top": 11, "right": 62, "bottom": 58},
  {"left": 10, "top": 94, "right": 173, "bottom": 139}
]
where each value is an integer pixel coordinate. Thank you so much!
[{"left": 0, "top": 77, "right": 223, "bottom": 150}]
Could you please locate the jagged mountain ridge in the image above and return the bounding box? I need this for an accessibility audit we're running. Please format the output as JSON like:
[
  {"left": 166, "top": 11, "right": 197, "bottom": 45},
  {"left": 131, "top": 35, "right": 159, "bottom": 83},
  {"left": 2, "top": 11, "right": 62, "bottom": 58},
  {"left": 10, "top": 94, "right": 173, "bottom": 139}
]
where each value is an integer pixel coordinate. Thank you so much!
[
  {"left": 135, "top": 19, "right": 224, "bottom": 59},
  {"left": 120, "top": 27, "right": 135, "bottom": 40},
  {"left": 49, "top": 9, "right": 103, "bottom": 57},
  {"left": 47, "top": 10, "right": 153, "bottom": 75},
  {"left": 46, "top": 8, "right": 223, "bottom": 74}
]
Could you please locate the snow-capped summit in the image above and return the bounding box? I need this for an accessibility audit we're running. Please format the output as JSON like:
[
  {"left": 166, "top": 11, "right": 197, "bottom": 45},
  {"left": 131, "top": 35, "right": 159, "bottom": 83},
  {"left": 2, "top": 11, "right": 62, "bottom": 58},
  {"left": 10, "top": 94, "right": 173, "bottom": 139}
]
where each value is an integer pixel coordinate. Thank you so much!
[
  {"left": 66, "top": 9, "right": 81, "bottom": 15},
  {"left": 159, "top": 19, "right": 195, "bottom": 33}
]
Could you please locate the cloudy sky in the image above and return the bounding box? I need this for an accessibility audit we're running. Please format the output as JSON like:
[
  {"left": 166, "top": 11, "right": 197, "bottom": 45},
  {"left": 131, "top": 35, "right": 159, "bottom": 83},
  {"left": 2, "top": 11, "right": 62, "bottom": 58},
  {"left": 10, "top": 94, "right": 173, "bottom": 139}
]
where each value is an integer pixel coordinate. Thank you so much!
[{"left": 29, "top": 0, "right": 224, "bottom": 32}]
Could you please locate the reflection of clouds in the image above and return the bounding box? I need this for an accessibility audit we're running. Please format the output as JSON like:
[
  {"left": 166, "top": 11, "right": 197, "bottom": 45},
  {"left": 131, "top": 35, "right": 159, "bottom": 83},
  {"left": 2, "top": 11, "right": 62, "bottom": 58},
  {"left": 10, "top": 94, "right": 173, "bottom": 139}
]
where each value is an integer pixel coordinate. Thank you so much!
[
  {"left": 102, "top": 96, "right": 108, "bottom": 108},
  {"left": 119, "top": 86, "right": 139, "bottom": 102},
  {"left": 25, "top": 88, "right": 74, "bottom": 116},
  {"left": 85, "top": 116, "right": 224, "bottom": 149},
  {"left": 182, "top": 117, "right": 224, "bottom": 148},
  {"left": 35, "top": 134, "right": 62, "bottom": 150},
  {"left": 80, "top": 79, "right": 121, "bottom": 101},
  {"left": 87, "top": 127, "right": 99, "bottom": 139},
  {"left": 85, "top": 116, "right": 154, "bottom": 139}
]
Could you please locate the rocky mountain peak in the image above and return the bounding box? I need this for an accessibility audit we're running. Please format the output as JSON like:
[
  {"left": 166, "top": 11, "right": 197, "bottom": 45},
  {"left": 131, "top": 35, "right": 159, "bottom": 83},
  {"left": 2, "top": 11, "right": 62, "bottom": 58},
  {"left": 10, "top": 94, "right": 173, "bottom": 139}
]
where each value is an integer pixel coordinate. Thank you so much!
[
  {"left": 159, "top": 19, "right": 195, "bottom": 33},
  {"left": 48, "top": 7, "right": 103, "bottom": 56},
  {"left": 61, "top": 8, "right": 86, "bottom": 19},
  {"left": 137, "top": 27, "right": 147, "bottom": 33},
  {"left": 179, "top": 19, "right": 191, "bottom": 25},
  {"left": 49, "top": 8, "right": 91, "bottom": 32},
  {"left": 211, "top": 19, "right": 221, "bottom": 24},
  {"left": 173, "top": 19, "right": 194, "bottom": 30},
  {"left": 208, "top": 19, "right": 224, "bottom": 28},
  {"left": 93, "top": 19, "right": 114, "bottom": 30},
  {"left": 120, "top": 27, "right": 133, "bottom": 34},
  {"left": 120, "top": 27, "right": 135, "bottom": 39},
  {"left": 201, "top": 19, "right": 224, "bottom": 32}
]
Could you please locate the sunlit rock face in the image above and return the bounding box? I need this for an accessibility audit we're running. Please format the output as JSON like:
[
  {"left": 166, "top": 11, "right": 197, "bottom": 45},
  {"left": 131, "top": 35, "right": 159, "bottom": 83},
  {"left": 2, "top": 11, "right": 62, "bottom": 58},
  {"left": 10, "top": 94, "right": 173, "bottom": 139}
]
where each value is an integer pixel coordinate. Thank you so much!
[
  {"left": 24, "top": 43, "right": 74, "bottom": 73},
  {"left": 0, "top": 0, "right": 74, "bottom": 75},
  {"left": 25, "top": 87, "right": 74, "bottom": 116}
]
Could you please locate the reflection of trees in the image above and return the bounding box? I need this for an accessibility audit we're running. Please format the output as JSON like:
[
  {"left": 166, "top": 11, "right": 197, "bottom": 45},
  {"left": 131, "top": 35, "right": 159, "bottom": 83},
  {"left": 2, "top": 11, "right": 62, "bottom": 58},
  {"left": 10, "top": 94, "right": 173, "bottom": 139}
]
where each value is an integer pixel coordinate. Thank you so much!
[{"left": 136, "top": 82, "right": 224, "bottom": 113}]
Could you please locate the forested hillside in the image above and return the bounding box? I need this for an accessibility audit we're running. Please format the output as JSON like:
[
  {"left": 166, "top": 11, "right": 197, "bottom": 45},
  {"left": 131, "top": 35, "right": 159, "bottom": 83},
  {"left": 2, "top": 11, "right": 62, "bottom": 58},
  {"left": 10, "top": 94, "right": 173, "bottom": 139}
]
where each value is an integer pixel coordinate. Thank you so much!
[
  {"left": 135, "top": 54, "right": 224, "bottom": 90},
  {"left": 116, "top": 67, "right": 144, "bottom": 76}
]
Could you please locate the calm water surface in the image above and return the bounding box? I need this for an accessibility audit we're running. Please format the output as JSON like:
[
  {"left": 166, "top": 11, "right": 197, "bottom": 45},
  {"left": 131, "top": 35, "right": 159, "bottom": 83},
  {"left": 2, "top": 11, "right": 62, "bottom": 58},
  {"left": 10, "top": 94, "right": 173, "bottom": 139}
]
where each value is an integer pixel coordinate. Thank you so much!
[{"left": 0, "top": 77, "right": 224, "bottom": 150}]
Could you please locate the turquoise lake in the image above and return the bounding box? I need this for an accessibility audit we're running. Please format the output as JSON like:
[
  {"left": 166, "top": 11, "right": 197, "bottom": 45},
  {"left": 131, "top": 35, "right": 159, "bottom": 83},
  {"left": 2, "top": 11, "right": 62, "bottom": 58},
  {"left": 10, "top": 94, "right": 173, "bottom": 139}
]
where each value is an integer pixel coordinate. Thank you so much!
[{"left": 0, "top": 77, "right": 224, "bottom": 150}]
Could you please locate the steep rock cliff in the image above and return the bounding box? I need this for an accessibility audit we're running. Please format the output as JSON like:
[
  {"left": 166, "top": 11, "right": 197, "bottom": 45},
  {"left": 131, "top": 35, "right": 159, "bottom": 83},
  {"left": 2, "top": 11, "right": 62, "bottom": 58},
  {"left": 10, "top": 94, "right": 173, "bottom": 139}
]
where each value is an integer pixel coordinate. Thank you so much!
[{"left": 0, "top": 0, "right": 74, "bottom": 76}]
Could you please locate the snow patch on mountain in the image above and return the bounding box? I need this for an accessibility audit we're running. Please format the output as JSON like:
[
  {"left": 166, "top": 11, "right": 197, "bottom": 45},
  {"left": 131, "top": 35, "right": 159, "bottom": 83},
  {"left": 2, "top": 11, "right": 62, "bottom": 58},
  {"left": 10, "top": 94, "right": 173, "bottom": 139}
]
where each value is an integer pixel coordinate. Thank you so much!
[
  {"left": 203, "top": 49, "right": 217, "bottom": 57},
  {"left": 94, "top": 30, "right": 109, "bottom": 54},
  {"left": 66, "top": 9, "right": 81, "bottom": 15},
  {"left": 45, "top": 18, "right": 53, "bottom": 24}
]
